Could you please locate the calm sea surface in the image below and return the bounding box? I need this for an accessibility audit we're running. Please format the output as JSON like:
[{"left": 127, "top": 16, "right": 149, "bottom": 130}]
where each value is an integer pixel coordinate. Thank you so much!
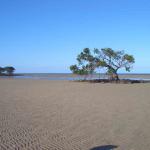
[{"left": 1, "top": 73, "right": 150, "bottom": 80}]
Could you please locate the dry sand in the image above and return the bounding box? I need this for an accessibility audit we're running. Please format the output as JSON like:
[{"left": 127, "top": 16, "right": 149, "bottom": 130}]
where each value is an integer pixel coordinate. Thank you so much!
[{"left": 0, "top": 79, "right": 150, "bottom": 150}]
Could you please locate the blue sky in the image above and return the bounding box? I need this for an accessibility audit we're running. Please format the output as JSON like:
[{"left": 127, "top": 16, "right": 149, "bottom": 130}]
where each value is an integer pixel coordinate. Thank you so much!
[{"left": 0, "top": 0, "right": 150, "bottom": 73}]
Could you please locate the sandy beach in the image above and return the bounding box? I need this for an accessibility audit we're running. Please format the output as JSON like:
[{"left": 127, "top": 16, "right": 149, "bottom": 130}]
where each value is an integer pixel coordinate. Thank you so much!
[{"left": 0, "top": 79, "right": 150, "bottom": 150}]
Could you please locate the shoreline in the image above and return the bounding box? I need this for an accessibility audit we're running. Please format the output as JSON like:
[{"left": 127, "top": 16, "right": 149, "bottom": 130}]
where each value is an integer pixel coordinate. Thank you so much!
[
  {"left": 1, "top": 77, "right": 150, "bottom": 84},
  {"left": 1, "top": 73, "right": 150, "bottom": 81},
  {"left": 0, "top": 79, "right": 150, "bottom": 149}
]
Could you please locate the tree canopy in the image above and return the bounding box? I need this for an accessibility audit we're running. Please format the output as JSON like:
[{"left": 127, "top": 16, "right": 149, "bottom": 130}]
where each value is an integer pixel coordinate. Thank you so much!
[
  {"left": 70, "top": 48, "right": 135, "bottom": 80},
  {"left": 0, "top": 66, "right": 15, "bottom": 76},
  {"left": 70, "top": 48, "right": 97, "bottom": 79},
  {"left": 0, "top": 67, "right": 4, "bottom": 75}
]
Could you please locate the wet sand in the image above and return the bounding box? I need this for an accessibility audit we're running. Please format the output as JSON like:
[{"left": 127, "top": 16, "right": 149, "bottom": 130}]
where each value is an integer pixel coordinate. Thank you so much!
[{"left": 0, "top": 79, "right": 150, "bottom": 150}]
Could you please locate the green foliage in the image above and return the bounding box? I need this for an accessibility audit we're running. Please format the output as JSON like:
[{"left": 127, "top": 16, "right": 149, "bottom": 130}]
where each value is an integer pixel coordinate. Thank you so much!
[
  {"left": 71, "top": 48, "right": 97, "bottom": 76},
  {"left": 70, "top": 47, "right": 135, "bottom": 80},
  {"left": 0, "top": 67, "right": 5, "bottom": 74},
  {"left": 96, "top": 60, "right": 107, "bottom": 67},
  {"left": 94, "top": 48, "right": 135, "bottom": 80},
  {"left": 70, "top": 65, "right": 79, "bottom": 74},
  {"left": 70, "top": 65, "right": 90, "bottom": 76},
  {"left": 3, "top": 66, "right": 15, "bottom": 75}
]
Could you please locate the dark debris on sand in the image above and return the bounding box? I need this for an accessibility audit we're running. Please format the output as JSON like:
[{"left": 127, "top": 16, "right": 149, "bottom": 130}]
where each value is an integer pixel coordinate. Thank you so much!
[{"left": 74, "top": 79, "right": 150, "bottom": 84}]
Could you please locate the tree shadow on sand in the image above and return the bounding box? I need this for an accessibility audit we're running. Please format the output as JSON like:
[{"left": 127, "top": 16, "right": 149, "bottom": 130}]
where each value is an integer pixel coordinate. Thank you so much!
[{"left": 90, "top": 145, "right": 118, "bottom": 150}]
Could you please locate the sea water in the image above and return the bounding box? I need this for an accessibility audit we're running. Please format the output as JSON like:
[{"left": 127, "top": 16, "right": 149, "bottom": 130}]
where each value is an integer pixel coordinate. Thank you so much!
[{"left": 1, "top": 73, "right": 150, "bottom": 81}]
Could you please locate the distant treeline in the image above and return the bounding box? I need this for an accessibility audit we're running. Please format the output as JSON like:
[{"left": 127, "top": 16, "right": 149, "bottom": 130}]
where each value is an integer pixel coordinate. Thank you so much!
[{"left": 0, "top": 66, "right": 15, "bottom": 76}]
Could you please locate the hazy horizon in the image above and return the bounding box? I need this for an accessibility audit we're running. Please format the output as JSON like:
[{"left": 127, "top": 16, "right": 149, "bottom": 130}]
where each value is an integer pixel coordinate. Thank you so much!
[{"left": 14, "top": 72, "right": 150, "bottom": 75}]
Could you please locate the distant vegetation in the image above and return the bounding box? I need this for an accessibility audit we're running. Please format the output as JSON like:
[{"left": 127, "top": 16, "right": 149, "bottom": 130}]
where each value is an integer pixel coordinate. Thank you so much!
[
  {"left": 0, "top": 66, "right": 15, "bottom": 76},
  {"left": 70, "top": 48, "right": 135, "bottom": 81}
]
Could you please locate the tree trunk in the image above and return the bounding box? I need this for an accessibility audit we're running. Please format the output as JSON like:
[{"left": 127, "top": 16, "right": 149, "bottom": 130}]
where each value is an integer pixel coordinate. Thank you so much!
[
  {"left": 107, "top": 66, "right": 119, "bottom": 82},
  {"left": 113, "top": 72, "right": 119, "bottom": 81}
]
